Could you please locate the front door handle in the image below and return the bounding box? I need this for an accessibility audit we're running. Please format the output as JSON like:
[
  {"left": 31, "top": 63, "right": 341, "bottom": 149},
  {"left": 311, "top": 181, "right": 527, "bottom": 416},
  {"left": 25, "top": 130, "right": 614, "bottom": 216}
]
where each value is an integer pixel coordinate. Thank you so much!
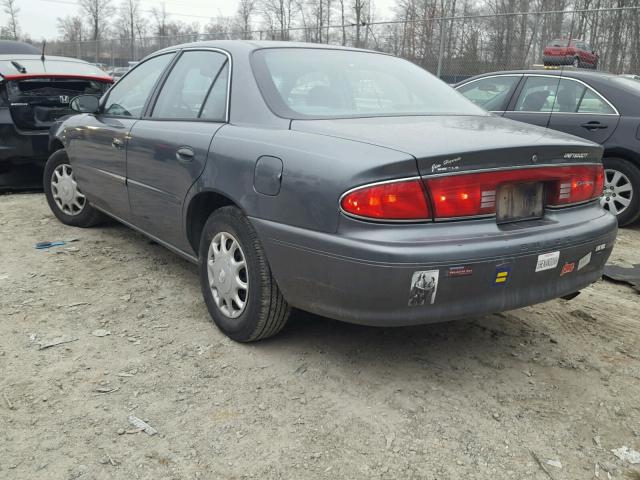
[
  {"left": 176, "top": 147, "right": 195, "bottom": 162},
  {"left": 111, "top": 138, "right": 125, "bottom": 149},
  {"left": 580, "top": 121, "right": 608, "bottom": 130}
]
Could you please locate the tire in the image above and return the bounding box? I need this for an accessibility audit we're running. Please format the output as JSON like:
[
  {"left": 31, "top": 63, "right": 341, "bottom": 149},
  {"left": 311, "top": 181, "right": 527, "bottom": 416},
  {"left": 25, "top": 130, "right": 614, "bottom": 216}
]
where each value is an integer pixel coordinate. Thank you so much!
[
  {"left": 572, "top": 56, "right": 581, "bottom": 68},
  {"left": 43, "top": 149, "right": 104, "bottom": 227},
  {"left": 601, "top": 157, "right": 640, "bottom": 227},
  {"left": 198, "top": 206, "right": 290, "bottom": 342}
]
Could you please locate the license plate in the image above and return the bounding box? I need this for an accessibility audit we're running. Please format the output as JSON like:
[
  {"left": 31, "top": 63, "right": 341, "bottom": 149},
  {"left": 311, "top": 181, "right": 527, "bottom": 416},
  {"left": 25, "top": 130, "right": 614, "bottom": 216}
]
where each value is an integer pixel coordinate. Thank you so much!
[{"left": 496, "top": 182, "right": 544, "bottom": 224}]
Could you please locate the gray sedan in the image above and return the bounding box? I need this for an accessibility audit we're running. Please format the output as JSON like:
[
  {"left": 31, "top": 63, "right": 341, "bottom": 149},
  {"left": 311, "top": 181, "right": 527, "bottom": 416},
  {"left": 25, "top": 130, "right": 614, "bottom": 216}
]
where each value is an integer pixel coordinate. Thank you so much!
[{"left": 45, "top": 41, "right": 617, "bottom": 341}]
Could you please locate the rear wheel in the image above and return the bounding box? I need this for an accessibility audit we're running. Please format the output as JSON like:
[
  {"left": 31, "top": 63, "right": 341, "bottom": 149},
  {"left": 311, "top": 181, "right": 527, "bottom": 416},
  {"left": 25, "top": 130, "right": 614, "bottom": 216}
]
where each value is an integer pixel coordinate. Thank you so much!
[
  {"left": 198, "top": 206, "right": 290, "bottom": 342},
  {"left": 601, "top": 157, "right": 640, "bottom": 226},
  {"left": 43, "top": 149, "right": 104, "bottom": 227}
]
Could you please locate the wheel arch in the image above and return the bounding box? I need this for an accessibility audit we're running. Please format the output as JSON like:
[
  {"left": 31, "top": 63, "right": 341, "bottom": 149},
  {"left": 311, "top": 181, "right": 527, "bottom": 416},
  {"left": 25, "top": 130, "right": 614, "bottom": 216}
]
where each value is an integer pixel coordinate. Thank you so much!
[
  {"left": 185, "top": 189, "right": 244, "bottom": 256},
  {"left": 602, "top": 147, "right": 640, "bottom": 167}
]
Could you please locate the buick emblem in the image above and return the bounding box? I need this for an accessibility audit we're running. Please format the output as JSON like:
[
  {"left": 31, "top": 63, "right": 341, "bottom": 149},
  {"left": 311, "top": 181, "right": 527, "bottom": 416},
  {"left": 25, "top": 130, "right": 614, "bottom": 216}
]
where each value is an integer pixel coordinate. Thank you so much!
[
  {"left": 59, "top": 95, "right": 70, "bottom": 104},
  {"left": 531, "top": 154, "right": 538, "bottom": 163}
]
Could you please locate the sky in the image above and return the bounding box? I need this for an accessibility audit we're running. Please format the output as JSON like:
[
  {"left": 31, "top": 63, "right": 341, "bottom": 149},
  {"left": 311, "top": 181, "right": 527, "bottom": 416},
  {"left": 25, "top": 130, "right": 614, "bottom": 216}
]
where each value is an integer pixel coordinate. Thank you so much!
[{"left": 13, "top": 0, "right": 397, "bottom": 41}]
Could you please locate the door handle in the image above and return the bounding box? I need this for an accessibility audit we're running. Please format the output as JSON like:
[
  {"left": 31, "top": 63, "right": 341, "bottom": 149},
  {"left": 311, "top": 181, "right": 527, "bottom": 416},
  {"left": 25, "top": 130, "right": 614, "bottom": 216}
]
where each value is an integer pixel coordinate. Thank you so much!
[
  {"left": 176, "top": 147, "right": 195, "bottom": 162},
  {"left": 580, "top": 121, "right": 608, "bottom": 130},
  {"left": 111, "top": 138, "right": 125, "bottom": 149}
]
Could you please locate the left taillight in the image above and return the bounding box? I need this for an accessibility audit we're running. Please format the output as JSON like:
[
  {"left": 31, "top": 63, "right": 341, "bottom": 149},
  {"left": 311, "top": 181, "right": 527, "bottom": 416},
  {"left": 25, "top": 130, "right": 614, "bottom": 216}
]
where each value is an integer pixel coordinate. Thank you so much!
[{"left": 340, "top": 179, "right": 431, "bottom": 221}]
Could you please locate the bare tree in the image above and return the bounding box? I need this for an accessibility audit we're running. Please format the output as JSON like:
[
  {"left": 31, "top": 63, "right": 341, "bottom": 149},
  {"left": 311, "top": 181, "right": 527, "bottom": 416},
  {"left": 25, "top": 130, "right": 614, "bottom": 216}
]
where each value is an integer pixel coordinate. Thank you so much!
[
  {"left": 57, "top": 15, "right": 85, "bottom": 42},
  {"left": 237, "top": 0, "right": 256, "bottom": 39},
  {"left": 118, "top": 0, "right": 141, "bottom": 59},
  {"left": 2, "top": 0, "right": 20, "bottom": 40},
  {"left": 79, "top": 0, "right": 115, "bottom": 41}
]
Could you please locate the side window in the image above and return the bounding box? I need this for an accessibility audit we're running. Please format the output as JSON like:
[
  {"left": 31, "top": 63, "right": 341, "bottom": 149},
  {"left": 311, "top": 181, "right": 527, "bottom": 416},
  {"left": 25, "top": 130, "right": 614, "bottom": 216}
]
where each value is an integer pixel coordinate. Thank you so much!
[
  {"left": 554, "top": 79, "right": 586, "bottom": 112},
  {"left": 103, "top": 54, "right": 173, "bottom": 117},
  {"left": 578, "top": 88, "right": 616, "bottom": 114},
  {"left": 457, "top": 76, "right": 520, "bottom": 111},
  {"left": 200, "top": 62, "right": 229, "bottom": 121},
  {"left": 514, "top": 76, "right": 561, "bottom": 112},
  {"left": 152, "top": 51, "right": 227, "bottom": 119}
]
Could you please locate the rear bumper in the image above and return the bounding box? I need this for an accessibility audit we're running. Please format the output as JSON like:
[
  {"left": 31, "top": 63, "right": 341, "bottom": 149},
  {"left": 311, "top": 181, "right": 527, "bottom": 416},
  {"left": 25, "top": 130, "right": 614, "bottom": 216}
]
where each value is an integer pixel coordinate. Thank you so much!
[{"left": 251, "top": 203, "right": 617, "bottom": 326}]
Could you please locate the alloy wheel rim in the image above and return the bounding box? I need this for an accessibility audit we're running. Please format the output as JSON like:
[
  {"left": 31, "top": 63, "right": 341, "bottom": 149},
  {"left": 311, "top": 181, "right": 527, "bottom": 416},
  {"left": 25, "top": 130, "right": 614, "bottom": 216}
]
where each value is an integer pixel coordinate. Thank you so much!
[
  {"left": 207, "top": 231, "right": 248, "bottom": 319},
  {"left": 51, "top": 164, "right": 86, "bottom": 216},
  {"left": 601, "top": 168, "right": 633, "bottom": 216}
]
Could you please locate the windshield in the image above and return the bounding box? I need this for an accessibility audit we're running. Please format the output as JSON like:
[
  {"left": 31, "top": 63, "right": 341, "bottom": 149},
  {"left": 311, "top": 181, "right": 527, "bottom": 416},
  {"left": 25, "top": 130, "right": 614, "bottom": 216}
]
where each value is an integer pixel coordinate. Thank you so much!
[{"left": 252, "top": 48, "right": 486, "bottom": 119}]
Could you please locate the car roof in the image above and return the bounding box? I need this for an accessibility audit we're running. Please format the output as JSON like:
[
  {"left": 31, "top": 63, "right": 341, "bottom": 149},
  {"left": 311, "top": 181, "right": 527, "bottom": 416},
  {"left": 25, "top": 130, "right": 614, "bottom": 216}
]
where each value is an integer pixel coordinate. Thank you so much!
[
  {"left": 0, "top": 40, "right": 39, "bottom": 55},
  {"left": 153, "top": 39, "right": 383, "bottom": 57}
]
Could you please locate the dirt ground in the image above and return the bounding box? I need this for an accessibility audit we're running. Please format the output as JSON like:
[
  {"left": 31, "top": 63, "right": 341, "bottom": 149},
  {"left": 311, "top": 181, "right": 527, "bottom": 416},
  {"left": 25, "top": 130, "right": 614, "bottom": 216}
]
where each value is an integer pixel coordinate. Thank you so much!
[{"left": 1, "top": 193, "right": 639, "bottom": 480}]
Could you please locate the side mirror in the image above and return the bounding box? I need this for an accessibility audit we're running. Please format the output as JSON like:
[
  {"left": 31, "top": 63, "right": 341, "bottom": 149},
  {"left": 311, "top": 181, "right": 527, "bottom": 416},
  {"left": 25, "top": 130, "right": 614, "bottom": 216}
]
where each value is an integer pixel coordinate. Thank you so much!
[{"left": 70, "top": 95, "right": 100, "bottom": 113}]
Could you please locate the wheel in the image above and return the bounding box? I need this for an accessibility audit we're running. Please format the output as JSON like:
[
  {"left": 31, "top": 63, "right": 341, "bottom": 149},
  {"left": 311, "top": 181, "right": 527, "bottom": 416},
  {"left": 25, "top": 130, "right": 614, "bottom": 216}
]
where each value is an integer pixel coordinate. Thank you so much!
[
  {"left": 43, "top": 149, "right": 104, "bottom": 227},
  {"left": 198, "top": 206, "right": 290, "bottom": 342},
  {"left": 572, "top": 56, "right": 581, "bottom": 68},
  {"left": 601, "top": 157, "right": 640, "bottom": 227}
]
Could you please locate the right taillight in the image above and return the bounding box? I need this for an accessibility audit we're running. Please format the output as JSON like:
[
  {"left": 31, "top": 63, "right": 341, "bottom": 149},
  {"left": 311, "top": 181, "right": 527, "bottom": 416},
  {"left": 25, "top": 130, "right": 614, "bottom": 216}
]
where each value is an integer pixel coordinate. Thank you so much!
[{"left": 546, "top": 164, "right": 604, "bottom": 206}]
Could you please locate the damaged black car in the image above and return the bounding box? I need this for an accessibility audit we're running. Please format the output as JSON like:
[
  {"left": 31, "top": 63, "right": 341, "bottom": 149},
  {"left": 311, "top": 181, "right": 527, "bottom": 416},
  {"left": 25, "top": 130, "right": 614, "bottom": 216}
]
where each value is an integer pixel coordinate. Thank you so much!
[{"left": 0, "top": 41, "right": 112, "bottom": 175}]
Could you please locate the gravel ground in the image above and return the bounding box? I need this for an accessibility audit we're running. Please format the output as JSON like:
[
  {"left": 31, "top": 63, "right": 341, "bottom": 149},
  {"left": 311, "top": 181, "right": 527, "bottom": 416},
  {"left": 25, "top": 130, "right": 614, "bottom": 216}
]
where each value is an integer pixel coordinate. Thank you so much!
[{"left": 1, "top": 193, "right": 639, "bottom": 480}]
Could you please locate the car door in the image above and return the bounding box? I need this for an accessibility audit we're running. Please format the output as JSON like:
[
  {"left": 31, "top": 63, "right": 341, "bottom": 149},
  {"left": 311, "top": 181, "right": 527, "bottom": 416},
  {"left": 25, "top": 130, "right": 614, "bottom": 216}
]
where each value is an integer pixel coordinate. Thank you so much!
[
  {"left": 455, "top": 74, "right": 523, "bottom": 114},
  {"left": 69, "top": 53, "right": 174, "bottom": 219},
  {"left": 503, "top": 75, "right": 562, "bottom": 128},
  {"left": 547, "top": 77, "right": 620, "bottom": 144},
  {"left": 126, "top": 49, "right": 230, "bottom": 250}
]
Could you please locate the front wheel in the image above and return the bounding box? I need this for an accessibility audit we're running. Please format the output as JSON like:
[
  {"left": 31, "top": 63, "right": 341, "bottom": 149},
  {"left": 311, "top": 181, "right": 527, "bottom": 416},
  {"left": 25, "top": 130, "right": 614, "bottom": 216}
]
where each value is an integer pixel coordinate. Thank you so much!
[
  {"left": 601, "top": 157, "right": 640, "bottom": 226},
  {"left": 572, "top": 56, "right": 581, "bottom": 68},
  {"left": 198, "top": 206, "right": 290, "bottom": 342},
  {"left": 43, "top": 149, "right": 104, "bottom": 227}
]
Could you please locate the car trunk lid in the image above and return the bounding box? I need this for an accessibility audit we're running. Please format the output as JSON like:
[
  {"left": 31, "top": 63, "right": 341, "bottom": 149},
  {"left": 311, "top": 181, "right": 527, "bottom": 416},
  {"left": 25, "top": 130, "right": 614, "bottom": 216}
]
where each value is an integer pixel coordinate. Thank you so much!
[{"left": 290, "top": 115, "right": 603, "bottom": 177}]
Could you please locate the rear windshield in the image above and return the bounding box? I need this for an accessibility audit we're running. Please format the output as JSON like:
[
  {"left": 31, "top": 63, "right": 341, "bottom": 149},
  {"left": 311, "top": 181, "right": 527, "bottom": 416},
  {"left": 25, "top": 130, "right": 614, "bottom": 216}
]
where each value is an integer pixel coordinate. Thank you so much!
[
  {"left": 612, "top": 76, "right": 640, "bottom": 94},
  {"left": 252, "top": 48, "right": 486, "bottom": 119}
]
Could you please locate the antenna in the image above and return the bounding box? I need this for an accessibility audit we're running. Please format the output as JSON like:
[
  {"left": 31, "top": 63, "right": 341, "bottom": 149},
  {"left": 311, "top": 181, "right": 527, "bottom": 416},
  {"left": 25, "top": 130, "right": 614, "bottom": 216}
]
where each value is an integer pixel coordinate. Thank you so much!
[{"left": 41, "top": 41, "right": 46, "bottom": 62}]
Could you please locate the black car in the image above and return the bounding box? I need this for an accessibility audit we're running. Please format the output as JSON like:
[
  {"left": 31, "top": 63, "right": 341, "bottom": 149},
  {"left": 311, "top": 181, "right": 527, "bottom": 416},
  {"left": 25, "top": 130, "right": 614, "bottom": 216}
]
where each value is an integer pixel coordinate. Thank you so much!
[
  {"left": 43, "top": 41, "right": 616, "bottom": 342},
  {"left": 0, "top": 41, "right": 112, "bottom": 173},
  {"left": 456, "top": 70, "right": 640, "bottom": 226}
]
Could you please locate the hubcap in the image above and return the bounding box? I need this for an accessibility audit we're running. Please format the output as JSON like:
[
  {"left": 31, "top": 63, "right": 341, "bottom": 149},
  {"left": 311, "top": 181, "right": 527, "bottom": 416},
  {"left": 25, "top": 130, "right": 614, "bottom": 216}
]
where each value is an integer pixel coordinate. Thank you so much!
[
  {"left": 207, "top": 232, "right": 248, "bottom": 319},
  {"left": 601, "top": 168, "right": 633, "bottom": 216},
  {"left": 51, "top": 164, "right": 86, "bottom": 216}
]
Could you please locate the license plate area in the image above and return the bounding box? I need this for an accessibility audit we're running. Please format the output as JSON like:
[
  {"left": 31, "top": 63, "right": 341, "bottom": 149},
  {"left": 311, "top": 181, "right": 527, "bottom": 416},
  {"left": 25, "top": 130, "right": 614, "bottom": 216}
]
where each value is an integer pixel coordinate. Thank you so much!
[{"left": 496, "top": 182, "right": 544, "bottom": 224}]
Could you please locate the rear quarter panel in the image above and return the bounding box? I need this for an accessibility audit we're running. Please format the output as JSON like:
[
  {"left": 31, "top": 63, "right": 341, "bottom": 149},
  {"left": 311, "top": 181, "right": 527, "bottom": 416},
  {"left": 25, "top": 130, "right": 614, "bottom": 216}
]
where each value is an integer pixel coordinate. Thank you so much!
[{"left": 185, "top": 125, "right": 417, "bottom": 234}]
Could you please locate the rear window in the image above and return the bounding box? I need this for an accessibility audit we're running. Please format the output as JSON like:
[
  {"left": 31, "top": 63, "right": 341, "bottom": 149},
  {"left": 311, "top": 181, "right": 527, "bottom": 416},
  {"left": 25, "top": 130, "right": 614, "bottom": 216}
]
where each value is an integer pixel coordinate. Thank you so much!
[{"left": 252, "top": 48, "right": 486, "bottom": 119}]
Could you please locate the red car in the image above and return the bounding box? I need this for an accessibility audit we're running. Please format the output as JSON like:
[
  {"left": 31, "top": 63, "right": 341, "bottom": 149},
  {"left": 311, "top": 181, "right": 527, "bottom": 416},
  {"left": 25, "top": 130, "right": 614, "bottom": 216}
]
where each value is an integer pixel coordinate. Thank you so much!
[{"left": 543, "top": 39, "right": 599, "bottom": 69}]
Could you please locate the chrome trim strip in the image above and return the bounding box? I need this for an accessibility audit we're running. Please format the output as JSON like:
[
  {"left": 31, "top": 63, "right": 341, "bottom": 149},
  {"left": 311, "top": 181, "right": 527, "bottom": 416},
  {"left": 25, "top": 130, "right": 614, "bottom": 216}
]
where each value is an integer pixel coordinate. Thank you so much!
[
  {"left": 425, "top": 162, "right": 599, "bottom": 179},
  {"left": 126, "top": 178, "right": 179, "bottom": 204},
  {"left": 92, "top": 167, "right": 126, "bottom": 184},
  {"left": 93, "top": 205, "right": 198, "bottom": 264}
]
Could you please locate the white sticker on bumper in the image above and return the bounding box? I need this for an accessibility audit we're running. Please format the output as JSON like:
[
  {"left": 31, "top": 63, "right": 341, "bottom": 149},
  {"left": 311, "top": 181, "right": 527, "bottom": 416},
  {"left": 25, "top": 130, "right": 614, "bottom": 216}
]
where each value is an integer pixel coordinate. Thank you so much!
[
  {"left": 535, "top": 251, "right": 560, "bottom": 272},
  {"left": 408, "top": 270, "right": 439, "bottom": 306},
  {"left": 578, "top": 252, "right": 592, "bottom": 271}
]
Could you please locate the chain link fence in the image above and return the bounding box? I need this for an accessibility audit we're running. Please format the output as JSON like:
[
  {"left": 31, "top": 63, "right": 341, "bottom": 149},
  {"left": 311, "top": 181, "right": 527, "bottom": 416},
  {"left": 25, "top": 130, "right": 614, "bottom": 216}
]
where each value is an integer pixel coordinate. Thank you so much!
[{"left": 46, "top": 6, "right": 640, "bottom": 82}]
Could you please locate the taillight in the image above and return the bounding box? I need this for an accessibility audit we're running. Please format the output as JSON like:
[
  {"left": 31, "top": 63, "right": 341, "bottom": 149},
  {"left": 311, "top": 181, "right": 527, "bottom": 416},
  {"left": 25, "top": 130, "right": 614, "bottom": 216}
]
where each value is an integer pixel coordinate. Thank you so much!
[
  {"left": 340, "top": 179, "right": 431, "bottom": 220},
  {"left": 546, "top": 164, "right": 604, "bottom": 206},
  {"left": 424, "top": 164, "right": 603, "bottom": 219}
]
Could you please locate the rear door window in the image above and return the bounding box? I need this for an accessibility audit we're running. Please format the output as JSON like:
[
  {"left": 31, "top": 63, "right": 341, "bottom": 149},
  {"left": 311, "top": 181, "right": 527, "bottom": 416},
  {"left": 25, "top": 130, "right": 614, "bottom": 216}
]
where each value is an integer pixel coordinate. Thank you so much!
[
  {"left": 103, "top": 54, "right": 173, "bottom": 117},
  {"left": 577, "top": 87, "right": 615, "bottom": 114},
  {"left": 457, "top": 76, "right": 520, "bottom": 111},
  {"left": 151, "top": 51, "right": 227, "bottom": 120}
]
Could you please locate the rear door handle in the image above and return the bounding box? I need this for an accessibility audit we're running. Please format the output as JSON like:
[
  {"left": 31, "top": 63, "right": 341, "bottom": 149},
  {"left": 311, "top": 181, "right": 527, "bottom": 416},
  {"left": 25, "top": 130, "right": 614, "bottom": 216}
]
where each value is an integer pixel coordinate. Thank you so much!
[
  {"left": 111, "top": 138, "right": 125, "bottom": 149},
  {"left": 176, "top": 147, "right": 195, "bottom": 162},
  {"left": 580, "top": 121, "right": 608, "bottom": 130}
]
